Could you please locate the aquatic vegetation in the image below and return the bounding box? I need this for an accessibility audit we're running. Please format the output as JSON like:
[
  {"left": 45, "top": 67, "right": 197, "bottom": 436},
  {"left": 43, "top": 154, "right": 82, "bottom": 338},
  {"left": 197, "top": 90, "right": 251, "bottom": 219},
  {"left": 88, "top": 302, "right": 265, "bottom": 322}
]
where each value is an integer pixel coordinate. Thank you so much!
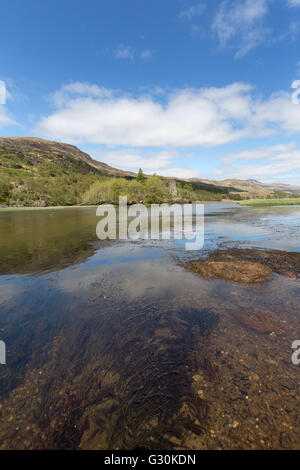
[
  {"left": 233, "top": 309, "right": 291, "bottom": 334},
  {"left": 3, "top": 299, "right": 219, "bottom": 450},
  {"left": 38, "top": 388, "right": 83, "bottom": 449},
  {"left": 186, "top": 260, "right": 272, "bottom": 283},
  {"left": 185, "top": 248, "right": 300, "bottom": 283},
  {"left": 100, "top": 305, "right": 219, "bottom": 450}
]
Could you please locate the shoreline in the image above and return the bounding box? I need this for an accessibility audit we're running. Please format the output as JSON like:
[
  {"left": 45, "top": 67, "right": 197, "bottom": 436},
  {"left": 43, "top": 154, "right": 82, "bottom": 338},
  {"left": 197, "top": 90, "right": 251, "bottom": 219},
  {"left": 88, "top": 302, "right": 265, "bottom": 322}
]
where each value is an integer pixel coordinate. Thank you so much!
[
  {"left": 2, "top": 199, "right": 300, "bottom": 212},
  {"left": 0, "top": 200, "right": 228, "bottom": 211},
  {"left": 238, "top": 198, "right": 300, "bottom": 207},
  {"left": 0, "top": 205, "right": 99, "bottom": 212}
]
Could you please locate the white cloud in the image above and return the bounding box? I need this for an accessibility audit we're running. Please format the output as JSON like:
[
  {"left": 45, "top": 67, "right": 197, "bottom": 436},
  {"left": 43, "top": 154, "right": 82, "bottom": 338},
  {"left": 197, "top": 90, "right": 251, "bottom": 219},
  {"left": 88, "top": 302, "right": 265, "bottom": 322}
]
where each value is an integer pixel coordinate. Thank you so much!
[
  {"left": 288, "top": 0, "right": 300, "bottom": 7},
  {"left": 0, "top": 282, "right": 27, "bottom": 306},
  {"left": 37, "top": 81, "right": 300, "bottom": 149},
  {"left": 50, "top": 82, "right": 113, "bottom": 107},
  {"left": 221, "top": 143, "right": 297, "bottom": 164},
  {"left": 156, "top": 166, "right": 199, "bottom": 178},
  {"left": 91, "top": 148, "right": 199, "bottom": 178},
  {"left": 212, "top": 0, "right": 270, "bottom": 58},
  {"left": 140, "top": 49, "right": 153, "bottom": 59},
  {"left": 179, "top": 3, "right": 206, "bottom": 20},
  {"left": 214, "top": 142, "right": 300, "bottom": 182},
  {"left": 289, "top": 20, "right": 300, "bottom": 40},
  {"left": 94, "top": 149, "right": 174, "bottom": 170},
  {"left": 0, "top": 79, "right": 22, "bottom": 129},
  {"left": 0, "top": 105, "right": 15, "bottom": 129},
  {"left": 0, "top": 78, "right": 29, "bottom": 104},
  {"left": 0, "top": 80, "right": 7, "bottom": 104},
  {"left": 252, "top": 90, "right": 300, "bottom": 134},
  {"left": 115, "top": 45, "right": 135, "bottom": 60}
]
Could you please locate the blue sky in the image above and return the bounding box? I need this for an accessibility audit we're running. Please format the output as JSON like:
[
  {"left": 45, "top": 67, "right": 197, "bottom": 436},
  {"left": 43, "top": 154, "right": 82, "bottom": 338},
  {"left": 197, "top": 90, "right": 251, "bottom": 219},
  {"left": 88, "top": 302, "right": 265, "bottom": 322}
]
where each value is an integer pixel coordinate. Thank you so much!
[{"left": 1, "top": 0, "right": 300, "bottom": 183}]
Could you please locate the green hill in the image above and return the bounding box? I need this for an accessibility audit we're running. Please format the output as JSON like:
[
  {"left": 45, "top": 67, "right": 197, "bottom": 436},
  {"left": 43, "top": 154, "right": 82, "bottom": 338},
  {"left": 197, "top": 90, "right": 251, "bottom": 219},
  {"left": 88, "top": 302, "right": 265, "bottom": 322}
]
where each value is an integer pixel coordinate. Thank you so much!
[
  {"left": 0, "top": 137, "right": 231, "bottom": 207},
  {"left": 0, "top": 137, "right": 134, "bottom": 206}
]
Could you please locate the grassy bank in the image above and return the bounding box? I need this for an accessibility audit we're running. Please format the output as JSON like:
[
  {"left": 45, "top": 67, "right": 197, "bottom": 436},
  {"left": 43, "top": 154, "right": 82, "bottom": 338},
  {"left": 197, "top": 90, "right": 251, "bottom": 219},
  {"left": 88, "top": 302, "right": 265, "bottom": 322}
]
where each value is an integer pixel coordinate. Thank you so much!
[{"left": 238, "top": 198, "right": 300, "bottom": 206}]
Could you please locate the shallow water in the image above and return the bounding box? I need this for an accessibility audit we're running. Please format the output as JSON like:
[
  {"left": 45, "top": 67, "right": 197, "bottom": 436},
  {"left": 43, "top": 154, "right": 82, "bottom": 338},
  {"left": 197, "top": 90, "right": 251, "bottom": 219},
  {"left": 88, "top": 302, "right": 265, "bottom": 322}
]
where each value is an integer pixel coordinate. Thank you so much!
[{"left": 0, "top": 203, "right": 299, "bottom": 449}]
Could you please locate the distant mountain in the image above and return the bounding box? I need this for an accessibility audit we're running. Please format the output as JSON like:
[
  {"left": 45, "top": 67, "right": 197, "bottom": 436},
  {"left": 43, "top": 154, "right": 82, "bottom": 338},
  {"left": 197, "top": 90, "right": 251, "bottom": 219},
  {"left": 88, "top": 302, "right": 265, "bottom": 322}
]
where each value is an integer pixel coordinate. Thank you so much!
[
  {"left": 188, "top": 177, "right": 300, "bottom": 196},
  {"left": 246, "top": 180, "right": 300, "bottom": 195}
]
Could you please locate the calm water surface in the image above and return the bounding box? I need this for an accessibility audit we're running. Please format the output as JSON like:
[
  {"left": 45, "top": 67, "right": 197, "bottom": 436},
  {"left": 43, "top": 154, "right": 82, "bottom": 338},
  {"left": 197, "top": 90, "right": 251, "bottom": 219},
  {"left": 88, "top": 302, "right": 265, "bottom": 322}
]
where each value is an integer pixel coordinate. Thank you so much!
[{"left": 0, "top": 203, "right": 299, "bottom": 449}]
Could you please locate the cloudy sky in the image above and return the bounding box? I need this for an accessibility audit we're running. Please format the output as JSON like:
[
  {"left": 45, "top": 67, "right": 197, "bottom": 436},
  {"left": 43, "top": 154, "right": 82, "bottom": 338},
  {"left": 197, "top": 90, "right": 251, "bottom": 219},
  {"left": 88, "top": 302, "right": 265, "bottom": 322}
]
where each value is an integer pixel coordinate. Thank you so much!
[{"left": 1, "top": 0, "right": 300, "bottom": 183}]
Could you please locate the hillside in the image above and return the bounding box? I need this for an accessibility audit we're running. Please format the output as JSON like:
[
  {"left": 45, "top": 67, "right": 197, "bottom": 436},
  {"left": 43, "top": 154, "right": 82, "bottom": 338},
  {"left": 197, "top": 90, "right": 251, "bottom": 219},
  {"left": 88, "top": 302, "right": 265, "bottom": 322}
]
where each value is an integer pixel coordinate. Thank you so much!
[
  {"left": 0, "top": 137, "right": 135, "bottom": 177},
  {"left": 188, "top": 177, "right": 300, "bottom": 197},
  {"left": 0, "top": 137, "right": 136, "bottom": 206},
  {"left": 1, "top": 136, "right": 299, "bottom": 207},
  {"left": 0, "top": 137, "right": 233, "bottom": 206}
]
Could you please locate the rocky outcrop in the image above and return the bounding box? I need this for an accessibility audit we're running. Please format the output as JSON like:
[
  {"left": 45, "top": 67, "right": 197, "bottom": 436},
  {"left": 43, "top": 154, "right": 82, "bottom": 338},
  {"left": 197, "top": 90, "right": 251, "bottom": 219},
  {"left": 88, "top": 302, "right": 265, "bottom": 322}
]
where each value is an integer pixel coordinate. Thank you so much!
[
  {"left": 185, "top": 248, "right": 300, "bottom": 283},
  {"left": 186, "top": 260, "right": 272, "bottom": 283}
]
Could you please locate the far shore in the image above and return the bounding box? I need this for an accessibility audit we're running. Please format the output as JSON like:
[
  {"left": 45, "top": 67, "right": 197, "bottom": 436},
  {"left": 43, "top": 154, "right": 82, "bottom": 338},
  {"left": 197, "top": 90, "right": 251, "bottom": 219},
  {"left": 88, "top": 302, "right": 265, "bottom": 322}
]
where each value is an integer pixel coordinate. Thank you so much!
[
  {"left": 238, "top": 198, "right": 300, "bottom": 207},
  {"left": 0, "top": 205, "right": 99, "bottom": 212},
  {"left": 1, "top": 198, "right": 300, "bottom": 211},
  {"left": 0, "top": 200, "right": 227, "bottom": 211}
]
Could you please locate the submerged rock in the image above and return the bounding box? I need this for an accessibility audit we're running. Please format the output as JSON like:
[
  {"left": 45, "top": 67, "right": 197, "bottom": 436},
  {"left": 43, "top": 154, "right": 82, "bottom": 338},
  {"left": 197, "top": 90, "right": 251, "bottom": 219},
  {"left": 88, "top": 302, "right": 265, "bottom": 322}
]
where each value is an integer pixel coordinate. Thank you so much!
[
  {"left": 186, "top": 260, "right": 271, "bottom": 283},
  {"left": 185, "top": 248, "right": 300, "bottom": 283}
]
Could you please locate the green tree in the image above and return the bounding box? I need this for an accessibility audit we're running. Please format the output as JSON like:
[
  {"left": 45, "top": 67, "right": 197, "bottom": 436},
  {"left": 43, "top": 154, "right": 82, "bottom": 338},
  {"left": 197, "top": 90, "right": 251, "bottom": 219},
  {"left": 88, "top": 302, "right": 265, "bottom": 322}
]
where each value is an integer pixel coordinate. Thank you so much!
[
  {"left": 136, "top": 168, "right": 146, "bottom": 183},
  {"left": 0, "top": 179, "right": 11, "bottom": 203}
]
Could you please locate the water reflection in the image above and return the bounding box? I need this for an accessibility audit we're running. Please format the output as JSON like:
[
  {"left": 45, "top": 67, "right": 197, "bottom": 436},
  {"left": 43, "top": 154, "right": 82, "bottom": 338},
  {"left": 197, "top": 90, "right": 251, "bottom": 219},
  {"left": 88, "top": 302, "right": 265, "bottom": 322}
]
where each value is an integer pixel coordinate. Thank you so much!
[
  {"left": 0, "top": 208, "right": 100, "bottom": 275},
  {"left": 0, "top": 204, "right": 299, "bottom": 449}
]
